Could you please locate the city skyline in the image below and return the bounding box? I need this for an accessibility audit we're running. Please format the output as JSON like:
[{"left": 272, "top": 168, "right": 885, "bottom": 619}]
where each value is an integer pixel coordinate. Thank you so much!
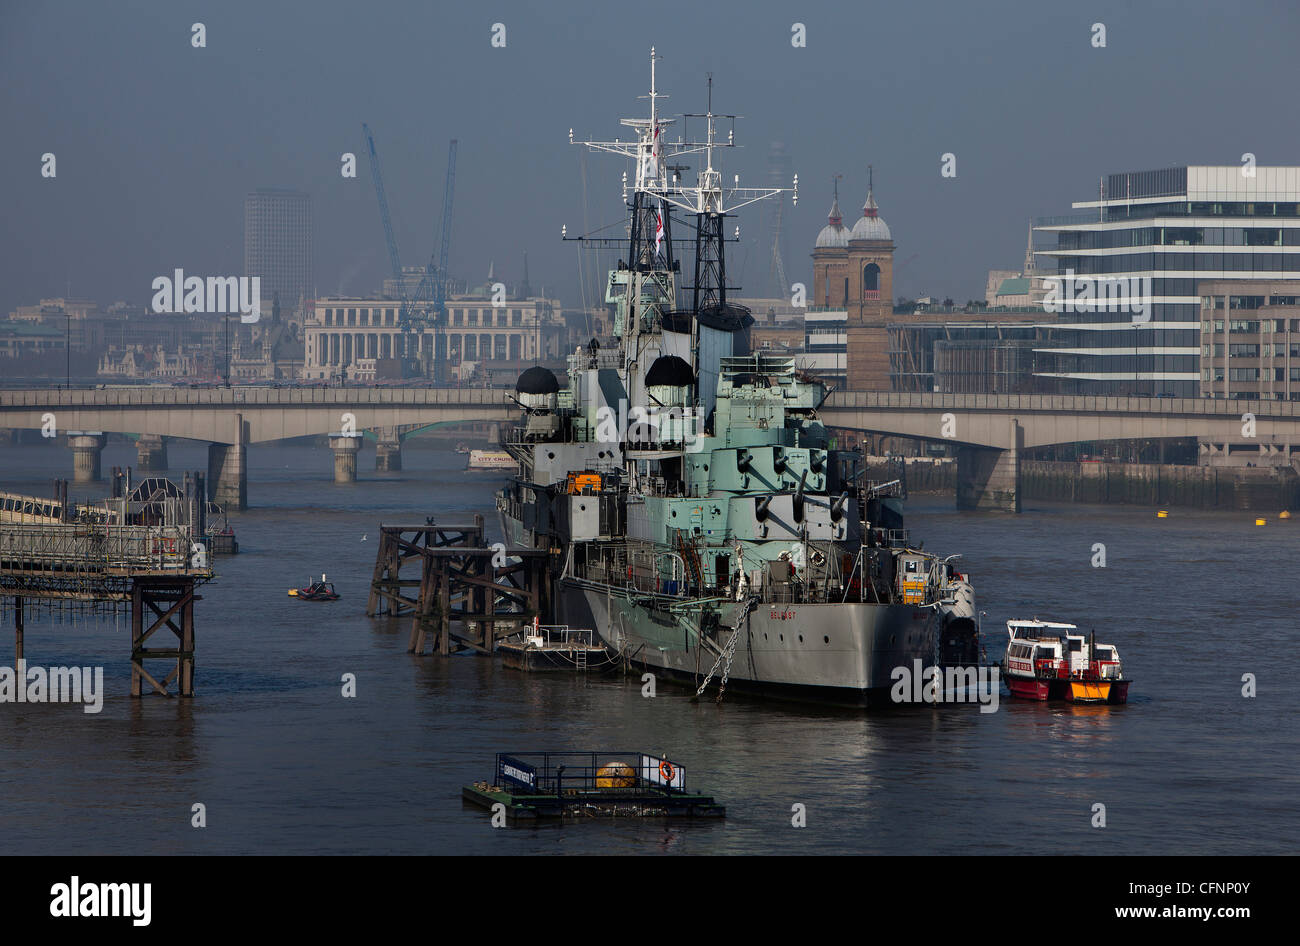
[{"left": 4, "top": 1, "right": 1299, "bottom": 321}]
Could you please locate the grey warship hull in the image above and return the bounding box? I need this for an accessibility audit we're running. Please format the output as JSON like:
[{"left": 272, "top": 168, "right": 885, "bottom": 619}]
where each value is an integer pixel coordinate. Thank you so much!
[{"left": 555, "top": 578, "right": 940, "bottom": 706}]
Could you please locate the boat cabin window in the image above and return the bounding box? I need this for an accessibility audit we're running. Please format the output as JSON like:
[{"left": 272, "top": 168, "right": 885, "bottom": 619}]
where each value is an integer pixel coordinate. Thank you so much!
[
  {"left": 1094, "top": 647, "right": 1114, "bottom": 660},
  {"left": 1068, "top": 639, "right": 1082, "bottom": 652}
]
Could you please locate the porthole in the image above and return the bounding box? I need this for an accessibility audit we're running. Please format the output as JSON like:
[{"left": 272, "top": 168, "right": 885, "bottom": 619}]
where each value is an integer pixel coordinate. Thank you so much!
[
  {"left": 798, "top": 634, "right": 804, "bottom": 643},
  {"left": 823, "top": 636, "right": 830, "bottom": 644},
  {"left": 779, "top": 633, "right": 784, "bottom": 642},
  {"left": 547, "top": 452, "right": 555, "bottom": 459}
]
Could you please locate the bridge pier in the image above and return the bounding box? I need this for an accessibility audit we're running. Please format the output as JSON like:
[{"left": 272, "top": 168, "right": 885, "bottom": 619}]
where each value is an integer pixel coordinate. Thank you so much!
[
  {"left": 135, "top": 434, "right": 168, "bottom": 472},
  {"left": 330, "top": 434, "right": 362, "bottom": 483},
  {"left": 207, "top": 413, "right": 248, "bottom": 511},
  {"left": 67, "top": 431, "right": 106, "bottom": 482},
  {"left": 375, "top": 428, "right": 402, "bottom": 472},
  {"left": 956, "top": 419, "right": 1022, "bottom": 513}
]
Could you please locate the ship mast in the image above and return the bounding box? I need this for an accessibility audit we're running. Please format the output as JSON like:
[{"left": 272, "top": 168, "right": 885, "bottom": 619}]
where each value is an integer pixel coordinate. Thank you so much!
[
  {"left": 569, "top": 50, "right": 798, "bottom": 412},
  {"left": 646, "top": 74, "right": 798, "bottom": 314}
]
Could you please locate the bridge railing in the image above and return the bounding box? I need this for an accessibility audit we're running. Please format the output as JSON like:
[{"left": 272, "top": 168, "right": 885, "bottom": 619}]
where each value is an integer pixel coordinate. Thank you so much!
[
  {"left": 0, "top": 387, "right": 515, "bottom": 408},
  {"left": 3, "top": 386, "right": 1299, "bottom": 420},
  {"left": 821, "top": 390, "right": 1300, "bottom": 418}
]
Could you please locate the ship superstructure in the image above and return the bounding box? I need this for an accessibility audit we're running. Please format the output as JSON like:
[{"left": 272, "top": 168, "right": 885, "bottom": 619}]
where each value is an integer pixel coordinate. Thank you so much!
[{"left": 496, "top": 51, "right": 977, "bottom": 705}]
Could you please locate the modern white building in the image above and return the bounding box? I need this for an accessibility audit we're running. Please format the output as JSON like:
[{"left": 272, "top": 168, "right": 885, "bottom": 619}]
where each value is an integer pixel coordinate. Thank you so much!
[{"left": 1033, "top": 166, "right": 1300, "bottom": 397}]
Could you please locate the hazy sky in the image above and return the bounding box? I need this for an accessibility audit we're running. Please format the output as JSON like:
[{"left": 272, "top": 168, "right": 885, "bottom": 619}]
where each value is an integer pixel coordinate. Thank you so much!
[{"left": 3, "top": 0, "right": 1298, "bottom": 319}]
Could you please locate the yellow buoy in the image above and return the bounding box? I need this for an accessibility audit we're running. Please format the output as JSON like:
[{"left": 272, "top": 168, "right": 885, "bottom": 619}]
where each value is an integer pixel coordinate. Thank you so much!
[
  {"left": 1256, "top": 518, "right": 1266, "bottom": 526},
  {"left": 595, "top": 761, "right": 637, "bottom": 788},
  {"left": 1281, "top": 510, "right": 1291, "bottom": 519},
  {"left": 1156, "top": 510, "right": 1169, "bottom": 518},
  {"left": 287, "top": 588, "right": 299, "bottom": 596}
]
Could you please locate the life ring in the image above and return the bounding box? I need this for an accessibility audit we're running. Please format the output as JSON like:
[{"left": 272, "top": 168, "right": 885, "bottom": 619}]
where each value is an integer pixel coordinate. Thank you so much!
[{"left": 659, "top": 760, "right": 676, "bottom": 783}]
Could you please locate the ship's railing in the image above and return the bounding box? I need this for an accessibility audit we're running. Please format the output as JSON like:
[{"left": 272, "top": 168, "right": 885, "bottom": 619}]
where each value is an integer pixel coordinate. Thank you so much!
[{"left": 508, "top": 625, "right": 595, "bottom": 648}]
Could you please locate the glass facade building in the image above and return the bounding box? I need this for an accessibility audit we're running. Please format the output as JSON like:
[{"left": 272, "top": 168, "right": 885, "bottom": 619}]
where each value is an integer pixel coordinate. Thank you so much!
[
  {"left": 1033, "top": 166, "right": 1300, "bottom": 397},
  {"left": 244, "top": 189, "right": 313, "bottom": 310}
]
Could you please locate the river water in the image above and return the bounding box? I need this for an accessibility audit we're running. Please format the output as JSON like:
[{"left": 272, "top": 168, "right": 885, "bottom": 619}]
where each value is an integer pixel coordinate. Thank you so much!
[{"left": 1, "top": 440, "right": 1296, "bottom": 854}]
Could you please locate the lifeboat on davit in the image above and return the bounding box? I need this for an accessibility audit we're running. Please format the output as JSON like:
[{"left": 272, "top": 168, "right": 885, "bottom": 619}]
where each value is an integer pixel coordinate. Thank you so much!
[{"left": 1000, "top": 619, "right": 1131, "bottom": 704}]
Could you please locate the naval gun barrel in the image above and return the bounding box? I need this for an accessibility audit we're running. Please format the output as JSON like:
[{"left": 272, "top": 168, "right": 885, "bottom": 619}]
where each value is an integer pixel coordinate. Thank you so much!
[
  {"left": 754, "top": 494, "right": 772, "bottom": 522},
  {"left": 736, "top": 450, "right": 753, "bottom": 473},
  {"left": 773, "top": 450, "right": 788, "bottom": 475},
  {"left": 830, "top": 490, "right": 850, "bottom": 522},
  {"left": 792, "top": 469, "right": 808, "bottom": 523}
]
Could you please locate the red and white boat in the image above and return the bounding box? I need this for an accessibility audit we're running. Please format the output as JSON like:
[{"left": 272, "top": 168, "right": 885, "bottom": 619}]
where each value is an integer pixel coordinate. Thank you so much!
[{"left": 1001, "top": 619, "right": 1131, "bottom": 704}]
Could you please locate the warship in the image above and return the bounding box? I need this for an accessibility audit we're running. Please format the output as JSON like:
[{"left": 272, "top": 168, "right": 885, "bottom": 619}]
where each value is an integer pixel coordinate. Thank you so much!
[{"left": 496, "top": 51, "right": 978, "bottom": 706}]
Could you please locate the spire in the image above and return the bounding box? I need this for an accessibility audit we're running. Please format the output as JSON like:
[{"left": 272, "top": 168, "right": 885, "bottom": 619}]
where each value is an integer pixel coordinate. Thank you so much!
[
  {"left": 828, "top": 174, "right": 843, "bottom": 227},
  {"left": 863, "top": 164, "right": 878, "bottom": 218},
  {"left": 1023, "top": 218, "right": 1035, "bottom": 274},
  {"left": 520, "top": 251, "right": 532, "bottom": 298}
]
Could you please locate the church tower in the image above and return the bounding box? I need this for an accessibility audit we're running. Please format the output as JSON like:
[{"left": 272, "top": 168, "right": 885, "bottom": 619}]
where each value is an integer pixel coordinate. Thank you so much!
[
  {"left": 811, "top": 177, "right": 850, "bottom": 308},
  {"left": 844, "top": 168, "right": 895, "bottom": 390}
]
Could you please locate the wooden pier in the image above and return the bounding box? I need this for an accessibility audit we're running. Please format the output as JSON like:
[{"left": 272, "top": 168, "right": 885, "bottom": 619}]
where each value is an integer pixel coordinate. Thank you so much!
[
  {"left": 1, "top": 523, "right": 210, "bottom": 697},
  {"left": 365, "top": 518, "right": 552, "bottom": 656}
]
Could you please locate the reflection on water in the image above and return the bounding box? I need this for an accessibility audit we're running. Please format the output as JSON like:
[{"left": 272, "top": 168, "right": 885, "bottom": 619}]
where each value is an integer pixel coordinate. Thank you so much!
[{"left": 0, "top": 440, "right": 1295, "bottom": 854}]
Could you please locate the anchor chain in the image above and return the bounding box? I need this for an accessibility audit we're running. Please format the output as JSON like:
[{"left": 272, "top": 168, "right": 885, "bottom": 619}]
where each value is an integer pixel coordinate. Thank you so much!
[{"left": 693, "top": 596, "right": 756, "bottom": 703}]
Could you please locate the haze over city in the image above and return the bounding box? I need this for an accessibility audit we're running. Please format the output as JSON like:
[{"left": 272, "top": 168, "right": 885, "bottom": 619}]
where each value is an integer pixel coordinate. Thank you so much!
[{"left": 4, "top": 0, "right": 1298, "bottom": 318}]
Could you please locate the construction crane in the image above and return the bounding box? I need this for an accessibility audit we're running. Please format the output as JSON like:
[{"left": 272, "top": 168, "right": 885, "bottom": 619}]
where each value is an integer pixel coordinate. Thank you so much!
[
  {"left": 361, "top": 123, "right": 415, "bottom": 342},
  {"left": 362, "top": 127, "right": 457, "bottom": 379},
  {"left": 408, "top": 139, "right": 457, "bottom": 384}
]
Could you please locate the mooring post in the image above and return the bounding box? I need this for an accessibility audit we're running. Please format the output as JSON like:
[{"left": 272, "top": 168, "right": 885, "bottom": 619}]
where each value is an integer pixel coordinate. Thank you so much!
[
  {"left": 130, "top": 582, "right": 143, "bottom": 697},
  {"left": 180, "top": 577, "right": 195, "bottom": 697},
  {"left": 439, "top": 567, "right": 452, "bottom": 656}
]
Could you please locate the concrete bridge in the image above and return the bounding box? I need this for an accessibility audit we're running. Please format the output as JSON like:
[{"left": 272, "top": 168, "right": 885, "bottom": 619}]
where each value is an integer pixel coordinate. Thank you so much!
[
  {"left": 821, "top": 391, "right": 1300, "bottom": 510},
  {"left": 0, "top": 387, "right": 513, "bottom": 508},
  {"left": 2, "top": 387, "right": 1298, "bottom": 512}
]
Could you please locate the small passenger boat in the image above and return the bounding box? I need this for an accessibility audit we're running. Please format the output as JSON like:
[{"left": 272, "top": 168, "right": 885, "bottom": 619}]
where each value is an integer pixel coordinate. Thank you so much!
[{"left": 1001, "top": 619, "right": 1130, "bottom": 704}]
